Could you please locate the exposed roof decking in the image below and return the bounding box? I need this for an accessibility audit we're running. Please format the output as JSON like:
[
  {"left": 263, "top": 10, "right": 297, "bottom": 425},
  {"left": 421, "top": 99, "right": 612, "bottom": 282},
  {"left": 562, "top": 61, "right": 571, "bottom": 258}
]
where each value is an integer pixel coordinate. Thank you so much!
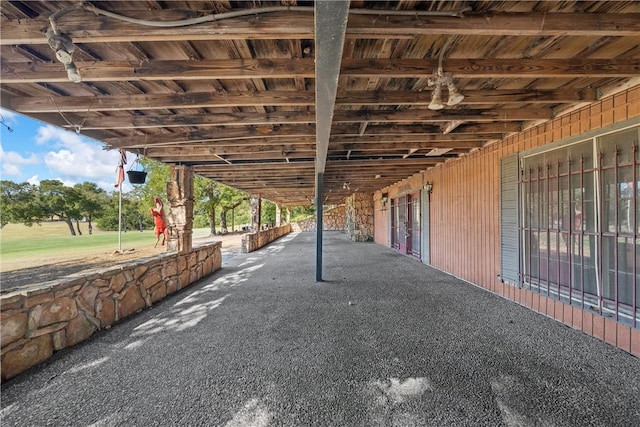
[{"left": 2, "top": 0, "right": 639, "bottom": 205}]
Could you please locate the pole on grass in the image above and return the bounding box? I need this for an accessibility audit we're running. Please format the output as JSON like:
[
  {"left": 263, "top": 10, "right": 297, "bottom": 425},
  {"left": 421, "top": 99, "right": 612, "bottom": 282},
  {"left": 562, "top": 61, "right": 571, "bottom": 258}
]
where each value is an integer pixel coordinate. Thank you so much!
[{"left": 117, "top": 181, "right": 122, "bottom": 253}]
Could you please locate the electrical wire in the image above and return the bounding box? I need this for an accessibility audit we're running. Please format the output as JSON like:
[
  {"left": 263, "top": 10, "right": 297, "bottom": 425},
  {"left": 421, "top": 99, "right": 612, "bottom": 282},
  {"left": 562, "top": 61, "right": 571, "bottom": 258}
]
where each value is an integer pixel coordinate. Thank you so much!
[
  {"left": 438, "top": 35, "right": 456, "bottom": 75},
  {"left": 0, "top": 113, "right": 14, "bottom": 132},
  {"left": 78, "top": 4, "right": 469, "bottom": 28}
]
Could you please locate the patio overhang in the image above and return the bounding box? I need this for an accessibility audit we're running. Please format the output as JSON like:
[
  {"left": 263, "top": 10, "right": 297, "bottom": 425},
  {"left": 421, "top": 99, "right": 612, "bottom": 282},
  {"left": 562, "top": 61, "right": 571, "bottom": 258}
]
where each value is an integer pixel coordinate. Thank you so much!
[{"left": 1, "top": 0, "right": 640, "bottom": 206}]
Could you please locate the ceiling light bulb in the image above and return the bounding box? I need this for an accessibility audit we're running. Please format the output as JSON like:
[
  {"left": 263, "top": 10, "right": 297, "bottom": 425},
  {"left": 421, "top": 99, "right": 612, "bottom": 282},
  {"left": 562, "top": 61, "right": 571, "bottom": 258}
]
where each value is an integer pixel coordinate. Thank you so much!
[
  {"left": 65, "top": 63, "right": 82, "bottom": 83},
  {"left": 428, "top": 84, "right": 444, "bottom": 110},
  {"left": 446, "top": 81, "right": 464, "bottom": 106},
  {"left": 55, "top": 49, "right": 73, "bottom": 65}
]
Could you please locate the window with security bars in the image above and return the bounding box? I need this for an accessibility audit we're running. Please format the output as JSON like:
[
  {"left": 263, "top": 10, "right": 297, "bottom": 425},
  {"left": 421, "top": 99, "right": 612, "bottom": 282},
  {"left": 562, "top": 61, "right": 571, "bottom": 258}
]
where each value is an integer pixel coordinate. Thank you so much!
[{"left": 520, "top": 126, "right": 639, "bottom": 328}]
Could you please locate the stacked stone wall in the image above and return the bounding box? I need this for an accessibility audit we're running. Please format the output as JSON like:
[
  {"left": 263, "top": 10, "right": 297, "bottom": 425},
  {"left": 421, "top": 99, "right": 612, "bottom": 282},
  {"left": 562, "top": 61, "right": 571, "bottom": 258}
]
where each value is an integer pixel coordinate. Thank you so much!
[
  {"left": 241, "top": 224, "right": 292, "bottom": 253},
  {"left": 346, "top": 193, "right": 374, "bottom": 241},
  {"left": 0, "top": 242, "right": 221, "bottom": 381},
  {"left": 292, "top": 205, "right": 346, "bottom": 232}
]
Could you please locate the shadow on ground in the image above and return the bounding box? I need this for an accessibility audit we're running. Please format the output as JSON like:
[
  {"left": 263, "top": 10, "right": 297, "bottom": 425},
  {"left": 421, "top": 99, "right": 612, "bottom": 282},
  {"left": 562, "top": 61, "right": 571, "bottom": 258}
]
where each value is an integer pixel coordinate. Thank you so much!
[{"left": 1, "top": 259, "right": 108, "bottom": 291}]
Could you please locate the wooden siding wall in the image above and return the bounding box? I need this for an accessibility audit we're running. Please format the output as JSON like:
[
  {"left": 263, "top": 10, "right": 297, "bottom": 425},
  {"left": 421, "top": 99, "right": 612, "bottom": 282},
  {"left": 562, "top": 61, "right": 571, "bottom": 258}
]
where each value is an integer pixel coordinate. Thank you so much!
[
  {"left": 373, "top": 193, "right": 388, "bottom": 246},
  {"left": 376, "top": 84, "right": 640, "bottom": 287},
  {"left": 374, "top": 85, "right": 640, "bottom": 355}
]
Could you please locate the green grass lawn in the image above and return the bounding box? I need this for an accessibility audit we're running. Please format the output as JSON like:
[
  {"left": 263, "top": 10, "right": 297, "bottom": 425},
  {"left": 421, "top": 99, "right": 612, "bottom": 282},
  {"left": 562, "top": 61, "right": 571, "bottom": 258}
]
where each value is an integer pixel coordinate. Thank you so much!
[{"left": 0, "top": 222, "right": 211, "bottom": 263}]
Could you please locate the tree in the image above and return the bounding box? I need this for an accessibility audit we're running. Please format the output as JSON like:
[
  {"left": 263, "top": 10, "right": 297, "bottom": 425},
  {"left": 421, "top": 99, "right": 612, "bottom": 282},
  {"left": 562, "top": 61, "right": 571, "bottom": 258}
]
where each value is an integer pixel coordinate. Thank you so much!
[
  {"left": 218, "top": 184, "right": 248, "bottom": 234},
  {"left": 134, "top": 158, "right": 169, "bottom": 206},
  {"left": 289, "top": 205, "right": 315, "bottom": 222},
  {"left": 96, "top": 192, "right": 154, "bottom": 232},
  {"left": 261, "top": 200, "right": 276, "bottom": 227},
  {"left": 74, "top": 182, "right": 108, "bottom": 234},
  {"left": 194, "top": 177, "right": 222, "bottom": 236},
  {"left": 132, "top": 158, "right": 170, "bottom": 224},
  {"left": 0, "top": 180, "right": 40, "bottom": 228},
  {"left": 39, "top": 180, "right": 82, "bottom": 236},
  {"left": 126, "top": 157, "right": 251, "bottom": 235}
]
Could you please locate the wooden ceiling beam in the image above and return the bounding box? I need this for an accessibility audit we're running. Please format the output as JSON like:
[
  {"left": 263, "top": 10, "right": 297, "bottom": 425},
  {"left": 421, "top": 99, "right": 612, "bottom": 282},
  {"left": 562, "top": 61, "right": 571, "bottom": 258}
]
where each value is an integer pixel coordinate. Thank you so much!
[
  {"left": 347, "top": 12, "right": 640, "bottom": 37},
  {"left": 20, "top": 109, "right": 535, "bottom": 137},
  {"left": 10, "top": 89, "right": 596, "bottom": 115},
  {"left": 339, "top": 88, "right": 598, "bottom": 106},
  {"left": 105, "top": 113, "right": 536, "bottom": 147},
  {"left": 71, "top": 118, "right": 521, "bottom": 136},
  {"left": 192, "top": 157, "right": 442, "bottom": 175},
  {"left": 145, "top": 141, "right": 484, "bottom": 163},
  {"left": 340, "top": 58, "right": 640, "bottom": 79},
  {"left": 143, "top": 139, "right": 484, "bottom": 157},
  {"left": 193, "top": 161, "right": 314, "bottom": 171},
  {"left": 3, "top": 58, "right": 637, "bottom": 84},
  {"left": 4, "top": 12, "right": 640, "bottom": 46},
  {"left": 10, "top": 91, "right": 317, "bottom": 113},
  {"left": 104, "top": 126, "right": 316, "bottom": 146},
  {"left": 116, "top": 132, "right": 493, "bottom": 149},
  {"left": 1, "top": 59, "right": 316, "bottom": 83},
  {"left": 334, "top": 108, "right": 551, "bottom": 123},
  {"left": 196, "top": 173, "right": 315, "bottom": 180},
  {"left": 65, "top": 111, "right": 316, "bottom": 130}
]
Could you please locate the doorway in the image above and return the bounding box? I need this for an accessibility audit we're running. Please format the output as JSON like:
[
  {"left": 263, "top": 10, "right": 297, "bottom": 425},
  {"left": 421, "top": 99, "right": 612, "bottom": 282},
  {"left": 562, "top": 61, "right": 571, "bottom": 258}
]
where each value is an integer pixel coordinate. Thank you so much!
[{"left": 391, "top": 193, "right": 421, "bottom": 259}]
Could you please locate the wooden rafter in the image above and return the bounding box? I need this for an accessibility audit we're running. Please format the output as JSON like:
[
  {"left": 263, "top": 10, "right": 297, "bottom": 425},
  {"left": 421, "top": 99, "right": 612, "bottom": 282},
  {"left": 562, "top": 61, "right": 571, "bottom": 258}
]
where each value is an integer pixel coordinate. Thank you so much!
[
  {"left": 3, "top": 12, "right": 640, "bottom": 46},
  {"left": 2, "top": 58, "right": 638, "bottom": 83},
  {"left": 1, "top": 1, "right": 639, "bottom": 206}
]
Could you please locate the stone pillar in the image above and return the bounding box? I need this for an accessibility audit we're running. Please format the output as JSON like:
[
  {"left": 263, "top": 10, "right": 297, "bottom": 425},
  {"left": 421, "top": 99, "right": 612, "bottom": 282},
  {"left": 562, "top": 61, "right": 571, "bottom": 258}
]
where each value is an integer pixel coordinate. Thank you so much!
[
  {"left": 166, "top": 165, "right": 194, "bottom": 253},
  {"left": 286, "top": 207, "right": 291, "bottom": 224},
  {"left": 251, "top": 194, "right": 261, "bottom": 231},
  {"left": 275, "top": 203, "right": 282, "bottom": 227},
  {"left": 345, "top": 192, "right": 374, "bottom": 242}
]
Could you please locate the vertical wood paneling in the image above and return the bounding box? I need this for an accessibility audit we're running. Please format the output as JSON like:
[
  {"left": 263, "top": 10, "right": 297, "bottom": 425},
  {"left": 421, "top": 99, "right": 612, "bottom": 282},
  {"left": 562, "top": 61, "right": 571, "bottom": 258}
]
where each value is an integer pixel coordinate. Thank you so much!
[
  {"left": 376, "top": 86, "right": 638, "bottom": 310},
  {"left": 373, "top": 197, "right": 388, "bottom": 245},
  {"left": 373, "top": 86, "right": 639, "bottom": 292}
]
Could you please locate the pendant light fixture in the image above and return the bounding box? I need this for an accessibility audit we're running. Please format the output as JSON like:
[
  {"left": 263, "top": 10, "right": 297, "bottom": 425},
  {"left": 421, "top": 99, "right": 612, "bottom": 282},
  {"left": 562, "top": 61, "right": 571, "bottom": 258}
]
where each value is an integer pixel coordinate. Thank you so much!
[{"left": 427, "top": 36, "right": 464, "bottom": 110}]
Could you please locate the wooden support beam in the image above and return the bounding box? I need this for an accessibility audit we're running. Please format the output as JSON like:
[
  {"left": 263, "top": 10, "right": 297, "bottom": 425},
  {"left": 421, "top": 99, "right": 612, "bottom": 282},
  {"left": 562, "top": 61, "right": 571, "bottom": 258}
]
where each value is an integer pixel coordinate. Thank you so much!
[
  {"left": 359, "top": 121, "right": 368, "bottom": 136},
  {"left": 2, "top": 59, "right": 637, "bottom": 84},
  {"left": 403, "top": 148, "right": 419, "bottom": 159},
  {"left": 0, "top": 59, "right": 316, "bottom": 83},
  {"left": 118, "top": 133, "right": 489, "bottom": 152},
  {"left": 10, "top": 92, "right": 316, "bottom": 113},
  {"left": 9, "top": 89, "right": 596, "bottom": 115},
  {"left": 3, "top": 12, "right": 640, "bottom": 46},
  {"left": 213, "top": 154, "right": 232, "bottom": 165},
  {"left": 441, "top": 120, "right": 465, "bottom": 134},
  {"left": 339, "top": 58, "right": 640, "bottom": 79}
]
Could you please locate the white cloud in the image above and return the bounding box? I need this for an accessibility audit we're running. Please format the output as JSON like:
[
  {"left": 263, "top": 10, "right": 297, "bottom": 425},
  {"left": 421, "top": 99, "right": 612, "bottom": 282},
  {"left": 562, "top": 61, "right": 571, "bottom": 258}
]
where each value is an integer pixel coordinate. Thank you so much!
[
  {"left": 36, "top": 125, "right": 127, "bottom": 187},
  {"left": 0, "top": 144, "right": 41, "bottom": 177},
  {"left": 27, "top": 175, "right": 40, "bottom": 185},
  {"left": 51, "top": 176, "right": 78, "bottom": 188}
]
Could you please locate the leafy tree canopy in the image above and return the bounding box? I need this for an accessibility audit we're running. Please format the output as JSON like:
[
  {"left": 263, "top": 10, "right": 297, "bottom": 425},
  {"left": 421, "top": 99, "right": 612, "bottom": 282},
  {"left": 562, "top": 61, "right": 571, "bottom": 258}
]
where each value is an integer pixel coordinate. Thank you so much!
[{"left": 0, "top": 180, "right": 40, "bottom": 228}]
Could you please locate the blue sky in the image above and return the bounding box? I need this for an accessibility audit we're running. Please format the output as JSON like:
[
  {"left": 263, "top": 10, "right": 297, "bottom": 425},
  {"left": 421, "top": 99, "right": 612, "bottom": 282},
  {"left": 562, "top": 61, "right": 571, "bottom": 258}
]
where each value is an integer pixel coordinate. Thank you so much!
[{"left": 0, "top": 108, "right": 134, "bottom": 192}]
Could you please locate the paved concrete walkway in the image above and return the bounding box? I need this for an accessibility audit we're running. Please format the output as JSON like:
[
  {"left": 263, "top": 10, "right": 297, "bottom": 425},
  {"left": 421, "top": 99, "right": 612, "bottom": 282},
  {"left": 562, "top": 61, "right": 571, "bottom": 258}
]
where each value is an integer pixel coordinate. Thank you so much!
[{"left": 2, "top": 232, "right": 639, "bottom": 426}]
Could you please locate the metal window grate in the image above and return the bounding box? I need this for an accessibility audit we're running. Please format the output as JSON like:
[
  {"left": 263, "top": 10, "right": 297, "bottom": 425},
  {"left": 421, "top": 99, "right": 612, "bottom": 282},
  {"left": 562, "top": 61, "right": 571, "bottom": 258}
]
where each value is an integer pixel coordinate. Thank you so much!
[{"left": 519, "top": 127, "right": 639, "bottom": 328}]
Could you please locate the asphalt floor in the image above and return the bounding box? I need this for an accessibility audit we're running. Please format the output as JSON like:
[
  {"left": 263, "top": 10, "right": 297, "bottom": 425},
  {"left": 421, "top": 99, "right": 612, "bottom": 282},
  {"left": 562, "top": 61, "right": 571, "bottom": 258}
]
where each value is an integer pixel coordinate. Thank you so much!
[{"left": 1, "top": 231, "right": 639, "bottom": 426}]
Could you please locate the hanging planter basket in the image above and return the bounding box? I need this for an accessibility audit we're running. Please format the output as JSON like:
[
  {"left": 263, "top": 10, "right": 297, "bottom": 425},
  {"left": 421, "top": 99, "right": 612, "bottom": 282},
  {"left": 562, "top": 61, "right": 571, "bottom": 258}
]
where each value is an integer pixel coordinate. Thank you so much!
[
  {"left": 127, "top": 155, "right": 147, "bottom": 184},
  {"left": 127, "top": 170, "right": 147, "bottom": 184}
]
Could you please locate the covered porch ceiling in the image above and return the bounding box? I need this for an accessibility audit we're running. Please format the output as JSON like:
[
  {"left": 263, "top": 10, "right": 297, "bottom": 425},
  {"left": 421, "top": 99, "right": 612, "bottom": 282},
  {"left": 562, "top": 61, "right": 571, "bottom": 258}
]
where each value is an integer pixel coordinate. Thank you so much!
[{"left": 1, "top": 0, "right": 639, "bottom": 205}]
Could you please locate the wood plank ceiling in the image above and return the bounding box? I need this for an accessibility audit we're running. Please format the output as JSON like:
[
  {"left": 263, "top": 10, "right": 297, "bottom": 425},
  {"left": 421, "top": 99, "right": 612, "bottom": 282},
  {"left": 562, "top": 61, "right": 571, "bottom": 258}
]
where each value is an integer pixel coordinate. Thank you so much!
[{"left": 1, "top": 0, "right": 639, "bottom": 205}]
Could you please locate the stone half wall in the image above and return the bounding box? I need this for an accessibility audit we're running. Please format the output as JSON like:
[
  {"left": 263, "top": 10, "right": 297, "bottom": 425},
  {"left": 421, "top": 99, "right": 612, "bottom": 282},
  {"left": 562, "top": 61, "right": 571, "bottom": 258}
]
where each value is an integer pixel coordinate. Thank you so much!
[
  {"left": 241, "top": 224, "right": 292, "bottom": 253},
  {"left": 0, "top": 242, "right": 222, "bottom": 381},
  {"left": 292, "top": 205, "right": 346, "bottom": 232},
  {"left": 345, "top": 193, "right": 374, "bottom": 242}
]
